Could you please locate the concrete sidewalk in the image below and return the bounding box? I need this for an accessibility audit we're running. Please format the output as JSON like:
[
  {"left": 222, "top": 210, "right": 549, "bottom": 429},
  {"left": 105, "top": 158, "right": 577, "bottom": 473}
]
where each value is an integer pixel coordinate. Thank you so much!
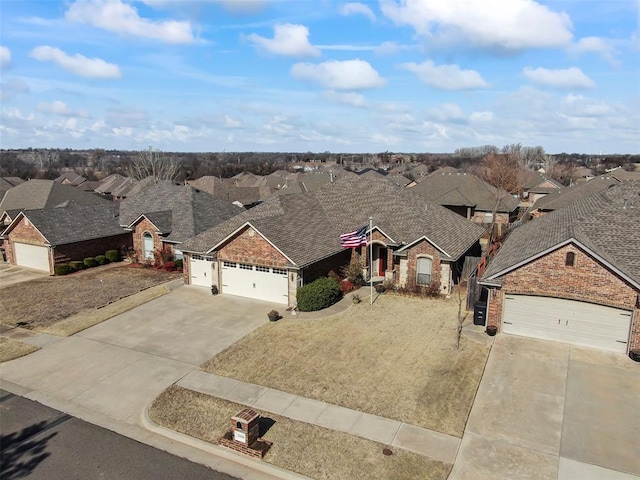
[{"left": 177, "top": 370, "right": 460, "bottom": 464}]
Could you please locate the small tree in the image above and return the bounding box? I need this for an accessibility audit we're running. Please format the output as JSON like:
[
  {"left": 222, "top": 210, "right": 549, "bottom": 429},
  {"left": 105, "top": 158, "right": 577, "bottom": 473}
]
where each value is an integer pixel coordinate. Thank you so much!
[
  {"left": 481, "top": 151, "right": 522, "bottom": 243},
  {"left": 340, "top": 259, "right": 364, "bottom": 286},
  {"left": 125, "top": 146, "right": 180, "bottom": 182}
]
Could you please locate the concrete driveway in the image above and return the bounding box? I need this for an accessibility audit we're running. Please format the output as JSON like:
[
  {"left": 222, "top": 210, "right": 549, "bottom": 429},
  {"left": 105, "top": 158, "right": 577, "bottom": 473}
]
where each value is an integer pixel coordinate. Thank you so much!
[
  {"left": 0, "top": 263, "right": 49, "bottom": 289},
  {"left": 450, "top": 335, "right": 640, "bottom": 480},
  {"left": 0, "top": 286, "right": 283, "bottom": 425}
]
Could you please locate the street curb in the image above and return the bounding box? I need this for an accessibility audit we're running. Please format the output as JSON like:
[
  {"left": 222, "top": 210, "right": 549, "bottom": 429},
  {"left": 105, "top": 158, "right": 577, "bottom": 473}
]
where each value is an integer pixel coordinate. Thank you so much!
[{"left": 141, "top": 404, "right": 311, "bottom": 480}]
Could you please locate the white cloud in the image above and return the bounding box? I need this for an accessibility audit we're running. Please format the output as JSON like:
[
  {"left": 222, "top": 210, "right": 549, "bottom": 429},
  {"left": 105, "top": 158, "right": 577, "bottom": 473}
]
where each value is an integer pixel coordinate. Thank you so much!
[
  {"left": 568, "top": 37, "right": 619, "bottom": 65},
  {"left": 380, "top": 0, "right": 573, "bottom": 50},
  {"left": 0, "top": 46, "right": 11, "bottom": 69},
  {"left": 291, "top": 59, "right": 385, "bottom": 90},
  {"left": 339, "top": 2, "right": 376, "bottom": 22},
  {"left": 469, "top": 111, "right": 494, "bottom": 123},
  {"left": 247, "top": 24, "right": 320, "bottom": 57},
  {"left": 401, "top": 61, "right": 489, "bottom": 90},
  {"left": 428, "top": 103, "right": 467, "bottom": 122},
  {"left": 323, "top": 90, "right": 367, "bottom": 107},
  {"left": 523, "top": 66, "right": 595, "bottom": 89},
  {"left": 1, "top": 78, "right": 29, "bottom": 102},
  {"left": 66, "top": 0, "right": 195, "bottom": 44},
  {"left": 29, "top": 46, "right": 122, "bottom": 79},
  {"left": 36, "top": 100, "right": 90, "bottom": 118},
  {"left": 223, "top": 115, "right": 243, "bottom": 128}
]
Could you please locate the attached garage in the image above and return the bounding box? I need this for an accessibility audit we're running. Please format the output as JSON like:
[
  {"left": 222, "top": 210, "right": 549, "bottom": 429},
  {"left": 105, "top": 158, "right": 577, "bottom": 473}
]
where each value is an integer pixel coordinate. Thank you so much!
[
  {"left": 13, "top": 242, "right": 50, "bottom": 272},
  {"left": 221, "top": 261, "right": 288, "bottom": 304},
  {"left": 502, "top": 295, "right": 632, "bottom": 353},
  {"left": 190, "top": 254, "right": 215, "bottom": 287}
]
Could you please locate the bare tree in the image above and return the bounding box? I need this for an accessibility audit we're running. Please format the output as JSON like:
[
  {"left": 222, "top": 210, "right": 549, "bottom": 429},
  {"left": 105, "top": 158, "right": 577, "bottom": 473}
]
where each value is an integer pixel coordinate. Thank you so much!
[
  {"left": 125, "top": 146, "right": 180, "bottom": 182},
  {"left": 481, "top": 152, "right": 522, "bottom": 242},
  {"left": 31, "top": 149, "right": 60, "bottom": 179}
]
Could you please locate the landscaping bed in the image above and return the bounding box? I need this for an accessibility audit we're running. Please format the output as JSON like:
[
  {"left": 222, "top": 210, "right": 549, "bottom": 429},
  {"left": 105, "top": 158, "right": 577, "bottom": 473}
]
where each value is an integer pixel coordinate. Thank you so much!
[
  {"left": 0, "top": 265, "right": 180, "bottom": 333},
  {"left": 201, "top": 294, "right": 490, "bottom": 437},
  {"left": 150, "top": 386, "right": 451, "bottom": 480}
]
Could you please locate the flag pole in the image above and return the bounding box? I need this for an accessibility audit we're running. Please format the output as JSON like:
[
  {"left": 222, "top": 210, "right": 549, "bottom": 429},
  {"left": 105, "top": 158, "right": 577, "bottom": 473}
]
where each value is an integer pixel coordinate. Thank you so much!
[{"left": 369, "top": 216, "right": 373, "bottom": 305}]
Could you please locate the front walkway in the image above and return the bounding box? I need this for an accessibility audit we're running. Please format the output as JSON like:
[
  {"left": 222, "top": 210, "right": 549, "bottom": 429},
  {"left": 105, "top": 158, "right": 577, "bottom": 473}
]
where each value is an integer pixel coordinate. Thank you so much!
[{"left": 177, "top": 370, "right": 459, "bottom": 464}]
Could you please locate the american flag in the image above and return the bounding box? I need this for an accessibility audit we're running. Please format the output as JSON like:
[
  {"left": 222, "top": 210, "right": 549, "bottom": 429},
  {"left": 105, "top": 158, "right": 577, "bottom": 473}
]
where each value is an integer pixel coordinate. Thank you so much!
[{"left": 340, "top": 225, "right": 367, "bottom": 248}]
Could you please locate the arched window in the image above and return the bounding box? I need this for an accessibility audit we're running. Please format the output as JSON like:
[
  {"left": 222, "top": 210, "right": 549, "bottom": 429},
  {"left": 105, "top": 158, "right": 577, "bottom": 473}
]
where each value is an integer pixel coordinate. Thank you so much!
[
  {"left": 416, "top": 257, "right": 432, "bottom": 285},
  {"left": 143, "top": 232, "right": 154, "bottom": 260},
  {"left": 565, "top": 252, "right": 575, "bottom": 267}
]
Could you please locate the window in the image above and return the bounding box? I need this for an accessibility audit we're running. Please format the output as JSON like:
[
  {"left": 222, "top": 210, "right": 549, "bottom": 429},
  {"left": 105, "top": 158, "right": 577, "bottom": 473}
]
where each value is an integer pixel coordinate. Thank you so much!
[
  {"left": 239, "top": 263, "right": 253, "bottom": 270},
  {"left": 223, "top": 261, "right": 237, "bottom": 268},
  {"left": 192, "top": 254, "right": 213, "bottom": 261},
  {"left": 256, "top": 266, "right": 269, "bottom": 272},
  {"left": 565, "top": 252, "right": 575, "bottom": 267},
  {"left": 272, "top": 268, "right": 287, "bottom": 275},
  {"left": 143, "top": 232, "right": 154, "bottom": 260},
  {"left": 416, "top": 257, "right": 432, "bottom": 285}
]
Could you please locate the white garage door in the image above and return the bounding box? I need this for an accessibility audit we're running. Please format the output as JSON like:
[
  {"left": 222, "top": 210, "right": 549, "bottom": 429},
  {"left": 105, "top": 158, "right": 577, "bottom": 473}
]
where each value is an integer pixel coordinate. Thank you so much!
[
  {"left": 222, "top": 262, "right": 288, "bottom": 304},
  {"left": 190, "top": 254, "right": 214, "bottom": 287},
  {"left": 503, "top": 295, "right": 632, "bottom": 353},
  {"left": 14, "top": 243, "right": 50, "bottom": 272}
]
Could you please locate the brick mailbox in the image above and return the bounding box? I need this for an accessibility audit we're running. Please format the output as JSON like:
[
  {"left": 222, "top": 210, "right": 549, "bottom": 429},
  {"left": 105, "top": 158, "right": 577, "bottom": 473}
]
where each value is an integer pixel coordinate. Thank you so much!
[{"left": 219, "top": 408, "right": 272, "bottom": 458}]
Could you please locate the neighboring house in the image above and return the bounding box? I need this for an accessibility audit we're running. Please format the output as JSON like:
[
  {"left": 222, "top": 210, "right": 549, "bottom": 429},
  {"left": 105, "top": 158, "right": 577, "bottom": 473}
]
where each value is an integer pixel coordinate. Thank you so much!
[
  {"left": 573, "top": 166, "right": 595, "bottom": 182},
  {"left": 530, "top": 176, "right": 619, "bottom": 217},
  {"left": 94, "top": 174, "right": 149, "bottom": 200},
  {"left": 55, "top": 172, "right": 86, "bottom": 187},
  {"left": 179, "top": 173, "right": 485, "bottom": 306},
  {"left": 0, "top": 177, "right": 25, "bottom": 203},
  {"left": 1, "top": 203, "right": 132, "bottom": 273},
  {"left": 480, "top": 181, "right": 640, "bottom": 355},
  {"left": 519, "top": 170, "right": 562, "bottom": 203},
  {"left": 0, "top": 179, "right": 110, "bottom": 228},
  {"left": 119, "top": 181, "right": 243, "bottom": 263},
  {"left": 410, "top": 173, "right": 520, "bottom": 232}
]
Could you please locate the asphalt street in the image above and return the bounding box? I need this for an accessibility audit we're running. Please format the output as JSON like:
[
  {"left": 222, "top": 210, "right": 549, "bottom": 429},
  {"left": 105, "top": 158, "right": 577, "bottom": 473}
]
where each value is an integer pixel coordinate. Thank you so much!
[{"left": 0, "top": 390, "right": 238, "bottom": 480}]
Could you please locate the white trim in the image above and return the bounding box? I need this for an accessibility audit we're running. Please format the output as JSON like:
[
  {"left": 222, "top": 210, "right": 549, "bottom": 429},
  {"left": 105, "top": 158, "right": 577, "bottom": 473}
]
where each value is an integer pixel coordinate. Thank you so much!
[
  {"left": 395, "top": 235, "right": 451, "bottom": 258},
  {"left": 485, "top": 238, "right": 640, "bottom": 290},
  {"left": 369, "top": 225, "right": 396, "bottom": 244},
  {"left": 125, "top": 213, "right": 163, "bottom": 231},
  {"left": 4, "top": 212, "right": 51, "bottom": 246},
  {"left": 206, "top": 221, "right": 296, "bottom": 266}
]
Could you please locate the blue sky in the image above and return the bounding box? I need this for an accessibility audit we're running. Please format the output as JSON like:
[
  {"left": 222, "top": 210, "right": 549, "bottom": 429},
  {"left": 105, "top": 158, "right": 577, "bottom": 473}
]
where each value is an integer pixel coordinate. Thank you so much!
[{"left": 1, "top": 0, "right": 639, "bottom": 153}]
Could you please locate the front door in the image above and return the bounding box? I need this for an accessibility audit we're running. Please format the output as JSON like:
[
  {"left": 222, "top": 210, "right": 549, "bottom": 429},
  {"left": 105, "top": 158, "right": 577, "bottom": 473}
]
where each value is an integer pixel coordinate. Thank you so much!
[{"left": 378, "top": 248, "right": 387, "bottom": 276}]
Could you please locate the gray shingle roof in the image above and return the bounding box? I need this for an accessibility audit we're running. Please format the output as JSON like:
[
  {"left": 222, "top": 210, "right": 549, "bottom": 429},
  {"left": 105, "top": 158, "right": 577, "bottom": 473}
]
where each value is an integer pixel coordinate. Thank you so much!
[
  {"left": 181, "top": 173, "right": 486, "bottom": 266},
  {"left": 119, "top": 181, "right": 243, "bottom": 242},
  {"left": 411, "top": 173, "right": 519, "bottom": 213},
  {"left": 0, "top": 179, "right": 110, "bottom": 213},
  {"left": 532, "top": 176, "right": 619, "bottom": 212},
  {"left": 11, "top": 203, "right": 125, "bottom": 246},
  {"left": 137, "top": 210, "right": 173, "bottom": 234},
  {"left": 483, "top": 181, "right": 640, "bottom": 286}
]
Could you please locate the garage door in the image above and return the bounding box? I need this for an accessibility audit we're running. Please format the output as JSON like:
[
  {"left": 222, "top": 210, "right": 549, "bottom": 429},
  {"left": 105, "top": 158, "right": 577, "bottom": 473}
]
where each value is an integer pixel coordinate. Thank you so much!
[
  {"left": 14, "top": 243, "right": 50, "bottom": 272},
  {"left": 222, "top": 262, "right": 288, "bottom": 304},
  {"left": 190, "top": 254, "right": 214, "bottom": 287},
  {"left": 503, "top": 295, "right": 632, "bottom": 353}
]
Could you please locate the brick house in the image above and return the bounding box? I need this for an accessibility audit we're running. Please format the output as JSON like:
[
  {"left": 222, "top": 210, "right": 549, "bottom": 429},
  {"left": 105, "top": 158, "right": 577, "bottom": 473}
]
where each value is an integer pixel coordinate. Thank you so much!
[
  {"left": 480, "top": 181, "right": 640, "bottom": 355},
  {"left": 119, "top": 181, "right": 243, "bottom": 264},
  {"left": 1, "top": 203, "right": 132, "bottom": 274},
  {"left": 179, "top": 171, "right": 484, "bottom": 306}
]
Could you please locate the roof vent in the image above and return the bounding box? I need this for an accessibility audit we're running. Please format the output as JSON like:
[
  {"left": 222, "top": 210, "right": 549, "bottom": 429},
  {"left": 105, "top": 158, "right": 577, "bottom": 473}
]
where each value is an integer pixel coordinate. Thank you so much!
[{"left": 623, "top": 199, "right": 628, "bottom": 210}]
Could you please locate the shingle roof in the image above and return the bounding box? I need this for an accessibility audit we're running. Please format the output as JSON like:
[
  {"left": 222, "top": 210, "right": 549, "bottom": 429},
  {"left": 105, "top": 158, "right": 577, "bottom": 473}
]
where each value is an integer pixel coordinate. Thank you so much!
[
  {"left": 181, "top": 173, "right": 485, "bottom": 266},
  {"left": 532, "top": 176, "right": 619, "bottom": 212},
  {"left": 0, "top": 177, "right": 25, "bottom": 201},
  {"left": 411, "top": 173, "right": 519, "bottom": 212},
  {"left": 0, "top": 179, "right": 110, "bottom": 214},
  {"left": 9, "top": 203, "right": 125, "bottom": 246},
  {"left": 55, "top": 172, "right": 86, "bottom": 186},
  {"left": 119, "top": 181, "right": 243, "bottom": 242},
  {"left": 135, "top": 210, "right": 173, "bottom": 234},
  {"left": 483, "top": 181, "right": 640, "bottom": 286}
]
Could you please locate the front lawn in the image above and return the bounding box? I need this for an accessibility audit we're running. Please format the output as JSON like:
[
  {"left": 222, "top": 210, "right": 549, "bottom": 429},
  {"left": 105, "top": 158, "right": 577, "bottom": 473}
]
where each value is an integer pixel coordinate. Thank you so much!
[
  {"left": 0, "top": 337, "right": 40, "bottom": 362},
  {"left": 201, "top": 294, "right": 490, "bottom": 437},
  {"left": 0, "top": 265, "right": 180, "bottom": 334},
  {"left": 150, "top": 386, "right": 451, "bottom": 480}
]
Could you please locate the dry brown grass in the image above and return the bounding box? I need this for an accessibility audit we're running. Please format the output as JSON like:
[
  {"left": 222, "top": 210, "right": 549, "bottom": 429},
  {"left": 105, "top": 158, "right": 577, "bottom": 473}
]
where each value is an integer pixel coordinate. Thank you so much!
[
  {"left": 150, "top": 386, "right": 451, "bottom": 480},
  {"left": 202, "top": 294, "right": 490, "bottom": 437},
  {"left": 0, "top": 265, "right": 179, "bottom": 333},
  {"left": 0, "top": 337, "right": 40, "bottom": 362}
]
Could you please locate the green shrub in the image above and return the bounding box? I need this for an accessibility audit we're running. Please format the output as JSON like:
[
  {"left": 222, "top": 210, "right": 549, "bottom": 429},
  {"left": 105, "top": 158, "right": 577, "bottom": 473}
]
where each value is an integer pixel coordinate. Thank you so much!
[
  {"left": 69, "top": 261, "right": 84, "bottom": 271},
  {"left": 83, "top": 257, "right": 98, "bottom": 268},
  {"left": 175, "top": 259, "right": 183, "bottom": 269},
  {"left": 340, "top": 259, "right": 364, "bottom": 286},
  {"left": 54, "top": 263, "right": 73, "bottom": 276},
  {"left": 105, "top": 250, "right": 120, "bottom": 262},
  {"left": 296, "top": 277, "right": 342, "bottom": 312},
  {"left": 95, "top": 255, "right": 109, "bottom": 265}
]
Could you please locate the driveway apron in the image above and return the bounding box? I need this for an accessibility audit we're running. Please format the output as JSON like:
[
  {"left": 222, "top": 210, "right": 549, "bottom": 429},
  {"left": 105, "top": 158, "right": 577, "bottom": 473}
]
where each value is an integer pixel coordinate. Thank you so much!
[{"left": 0, "top": 286, "right": 280, "bottom": 425}]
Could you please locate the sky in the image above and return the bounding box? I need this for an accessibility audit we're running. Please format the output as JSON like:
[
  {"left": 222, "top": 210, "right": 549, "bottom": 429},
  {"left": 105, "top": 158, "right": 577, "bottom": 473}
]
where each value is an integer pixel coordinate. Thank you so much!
[{"left": 0, "top": 0, "right": 639, "bottom": 154}]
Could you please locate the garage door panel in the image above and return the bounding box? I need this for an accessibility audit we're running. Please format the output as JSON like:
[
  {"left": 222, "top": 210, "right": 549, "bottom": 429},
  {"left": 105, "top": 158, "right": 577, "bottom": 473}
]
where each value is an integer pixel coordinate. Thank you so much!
[
  {"left": 14, "top": 243, "right": 50, "bottom": 272},
  {"left": 222, "top": 263, "right": 288, "bottom": 304},
  {"left": 190, "top": 255, "right": 214, "bottom": 287},
  {"left": 503, "top": 295, "right": 631, "bottom": 354}
]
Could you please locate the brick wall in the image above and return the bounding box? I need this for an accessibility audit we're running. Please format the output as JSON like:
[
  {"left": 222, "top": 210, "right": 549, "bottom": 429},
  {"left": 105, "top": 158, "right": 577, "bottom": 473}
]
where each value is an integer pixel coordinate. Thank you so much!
[
  {"left": 55, "top": 233, "right": 133, "bottom": 264},
  {"left": 4, "top": 217, "right": 52, "bottom": 272},
  {"left": 132, "top": 219, "right": 176, "bottom": 264},
  {"left": 397, "top": 239, "right": 441, "bottom": 288},
  {"left": 218, "top": 227, "right": 288, "bottom": 268},
  {"left": 486, "top": 243, "right": 640, "bottom": 351}
]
